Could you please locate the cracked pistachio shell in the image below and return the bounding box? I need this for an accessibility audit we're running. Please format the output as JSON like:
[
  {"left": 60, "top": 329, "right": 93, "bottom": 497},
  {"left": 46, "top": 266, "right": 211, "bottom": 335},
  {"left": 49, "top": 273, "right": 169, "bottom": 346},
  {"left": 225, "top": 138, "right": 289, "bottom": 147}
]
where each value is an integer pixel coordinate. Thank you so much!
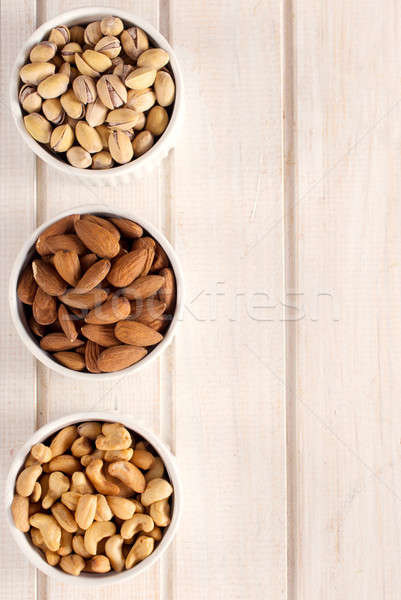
[
  {"left": 75, "top": 52, "right": 99, "bottom": 78},
  {"left": 37, "top": 73, "right": 69, "bottom": 99},
  {"left": 61, "top": 42, "right": 82, "bottom": 63},
  {"left": 96, "top": 74, "right": 127, "bottom": 110},
  {"left": 154, "top": 70, "right": 175, "bottom": 107},
  {"left": 19, "top": 84, "right": 42, "bottom": 113},
  {"left": 95, "top": 36, "right": 121, "bottom": 59},
  {"left": 42, "top": 98, "right": 65, "bottom": 124},
  {"left": 75, "top": 121, "right": 103, "bottom": 153},
  {"left": 24, "top": 113, "right": 52, "bottom": 143},
  {"left": 95, "top": 124, "right": 110, "bottom": 149},
  {"left": 126, "top": 88, "right": 155, "bottom": 112},
  {"left": 59, "top": 63, "right": 79, "bottom": 83},
  {"left": 137, "top": 48, "right": 170, "bottom": 70},
  {"left": 48, "top": 25, "right": 70, "bottom": 47},
  {"left": 120, "top": 27, "right": 149, "bottom": 60},
  {"left": 100, "top": 16, "right": 124, "bottom": 36},
  {"left": 84, "top": 21, "right": 102, "bottom": 46},
  {"left": 69, "top": 25, "right": 85, "bottom": 44},
  {"left": 50, "top": 124, "right": 74, "bottom": 152},
  {"left": 92, "top": 150, "right": 114, "bottom": 169},
  {"left": 85, "top": 97, "right": 108, "bottom": 127},
  {"left": 146, "top": 106, "right": 169, "bottom": 136},
  {"left": 133, "top": 112, "right": 146, "bottom": 131},
  {"left": 60, "top": 89, "right": 85, "bottom": 119},
  {"left": 113, "top": 63, "right": 134, "bottom": 83},
  {"left": 67, "top": 146, "right": 92, "bottom": 168},
  {"left": 108, "top": 130, "right": 133, "bottom": 164},
  {"left": 110, "top": 56, "right": 124, "bottom": 71},
  {"left": 82, "top": 49, "right": 112, "bottom": 73},
  {"left": 20, "top": 62, "right": 55, "bottom": 86},
  {"left": 106, "top": 108, "right": 140, "bottom": 131},
  {"left": 30, "top": 41, "right": 57, "bottom": 63},
  {"left": 73, "top": 75, "right": 97, "bottom": 104},
  {"left": 125, "top": 67, "right": 156, "bottom": 91},
  {"left": 132, "top": 130, "right": 154, "bottom": 157}
]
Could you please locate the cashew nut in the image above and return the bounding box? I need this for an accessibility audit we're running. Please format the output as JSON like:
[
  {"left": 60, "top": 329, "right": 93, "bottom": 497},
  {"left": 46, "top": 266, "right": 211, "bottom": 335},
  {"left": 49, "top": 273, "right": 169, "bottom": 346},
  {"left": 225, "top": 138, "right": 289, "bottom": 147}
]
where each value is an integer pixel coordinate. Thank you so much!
[
  {"left": 104, "top": 448, "right": 133, "bottom": 462},
  {"left": 59, "top": 554, "right": 85, "bottom": 576},
  {"left": 11, "top": 494, "right": 30, "bottom": 532},
  {"left": 84, "top": 555, "right": 111, "bottom": 573},
  {"left": 29, "top": 513, "right": 61, "bottom": 551},
  {"left": 125, "top": 535, "right": 154, "bottom": 569},
  {"left": 51, "top": 502, "right": 78, "bottom": 533},
  {"left": 31, "top": 443, "right": 52, "bottom": 464},
  {"left": 30, "top": 527, "right": 44, "bottom": 547},
  {"left": 30, "top": 482, "right": 41, "bottom": 503},
  {"left": 48, "top": 454, "right": 81, "bottom": 475},
  {"left": 77, "top": 422, "right": 102, "bottom": 440},
  {"left": 42, "top": 471, "right": 70, "bottom": 509},
  {"left": 145, "top": 457, "right": 165, "bottom": 482},
  {"left": 120, "top": 514, "right": 154, "bottom": 540},
  {"left": 108, "top": 460, "right": 145, "bottom": 493},
  {"left": 131, "top": 449, "right": 154, "bottom": 470},
  {"left": 141, "top": 478, "right": 173, "bottom": 507},
  {"left": 75, "top": 494, "right": 97, "bottom": 530},
  {"left": 105, "top": 471, "right": 134, "bottom": 498},
  {"left": 81, "top": 449, "right": 104, "bottom": 467},
  {"left": 96, "top": 423, "right": 132, "bottom": 451},
  {"left": 71, "top": 471, "right": 94, "bottom": 494},
  {"left": 131, "top": 499, "right": 146, "bottom": 514},
  {"left": 86, "top": 459, "right": 120, "bottom": 495},
  {"left": 149, "top": 499, "right": 171, "bottom": 527},
  {"left": 84, "top": 521, "right": 116, "bottom": 555},
  {"left": 105, "top": 534, "right": 124, "bottom": 572},
  {"left": 50, "top": 425, "right": 78, "bottom": 458},
  {"left": 147, "top": 526, "right": 162, "bottom": 542},
  {"left": 57, "top": 529, "right": 73, "bottom": 556},
  {"left": 71, "top": 436, "right": 92, "bottom": 458},
  {"left": 16, "top": 464, "right": 42, "bottom": 497},
  {"left": 72, "top": 534, "right": 91, "bottom": 559},
  {"left": 61, "top": 491, "right": 81, "bottom": 511},
  {"left": 46, "top": 550, "right": 61, "bottom": 566},
  {"left": 106, "top": 496, "right": 136, "bottom": 520},
  {"left": 95, "top": 494, "right": 113, "bottom": 521}
]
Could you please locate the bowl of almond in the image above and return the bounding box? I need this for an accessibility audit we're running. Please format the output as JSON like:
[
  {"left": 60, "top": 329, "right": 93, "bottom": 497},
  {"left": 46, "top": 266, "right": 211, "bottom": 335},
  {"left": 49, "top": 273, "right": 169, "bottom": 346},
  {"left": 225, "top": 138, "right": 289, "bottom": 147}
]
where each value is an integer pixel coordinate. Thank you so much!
[
  {"left": 10, "top": 8, "right": 183, "bottom": 185},
  {"left": 9, "top": 206, "right": 183, "bottom": 380},
  {"left": 5, "top": 411, "right": 182, "bottom": 586}
]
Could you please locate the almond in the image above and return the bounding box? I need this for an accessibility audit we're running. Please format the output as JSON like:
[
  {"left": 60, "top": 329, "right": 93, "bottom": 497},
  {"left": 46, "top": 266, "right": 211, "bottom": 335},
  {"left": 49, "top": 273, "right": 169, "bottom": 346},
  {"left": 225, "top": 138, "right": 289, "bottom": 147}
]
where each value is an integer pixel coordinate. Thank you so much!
[
  {"left": 151, "top": 243, "right": 169, "bottom": 271},
  {"left": 45, "top": 234, "right": 87, "bottom": 255},
  {"left": 97, "top": 345, "right": 147, "bottom": 372},
  {"left": 53, "top": 351, "right": 86, "bottom": 371},
  {"left": 74, "top": 259, "right": 111, "bottom": 294},
  {"left": 121, "top": 275, "right": 164, "bottom": 300},
  {"left": 32, "top": 259, "right": 67, "bottom": 296},
  {"left": 33, "top": 288, "right": 57, "bottom": 325},
  {"left": 82, "top": 214, "right": 120, "bottom": 240},
  {"left": 81, "top": 324, "right": 120, "bottom": 347},
  {"left": 58, "top": 304, "right": 78, "bottom": 342},
  {"left": 85, "top": 296, "right": 130, "bottom": 324},
  {"left": 158, "top": 268, "right": 176, "bottom": 313},
  {"left": 75, "top": 219, "right": 120, "bottom": 258},
  {"left": 132, "top": 237, "right": 156, "bottom": 276},
  {"left": 60, "top": 288, "right": 108, "bottom": 309},
  {"left": 35, "top": 214, "right": 80, "bottom": 256},
  {"left": 53, "top": 250, "right": 81, "bottom": 286},
  {"left": 29, "top": 316, "right": 46, "bottom": 337},
  {"left": 40, "top": 332, "right": 85, "bottom": 351},
  {"left": 130, "top": 298, "right": 166, "bottom": 324},
  {"left": 114, "top": 321, "right": 163, "bottom": 346},
  {"left": 107, "top": 249, "right": 147, "bottom": 287},
  {"left": 17, "top": 265, "right": 37, "bottom": 305},
  {"left": 109, "top": 217, "right": 143, "bottom": 239},
  {"left": 148, "top": 318, "right": 168, "bottom": 333},
  {"left": 85, "top": 340, "right": 101, "bottom": 373},
  {"left": 80, "top": 253, "right": 98, "bottom": 272}
]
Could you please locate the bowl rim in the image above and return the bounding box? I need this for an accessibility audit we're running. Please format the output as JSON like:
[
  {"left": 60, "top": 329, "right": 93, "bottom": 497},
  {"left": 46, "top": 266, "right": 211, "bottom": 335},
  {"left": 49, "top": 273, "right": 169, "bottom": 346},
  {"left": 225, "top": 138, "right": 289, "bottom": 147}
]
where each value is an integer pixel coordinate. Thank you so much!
[
  {"left": 8, "top": 204, "right": 184, "bottom": 381},
  {"left": 9, "top": 6, "right": 184, "bottom": 179},
  {"left": 4, "top": 410, "right": 182, "bottom": 587}
]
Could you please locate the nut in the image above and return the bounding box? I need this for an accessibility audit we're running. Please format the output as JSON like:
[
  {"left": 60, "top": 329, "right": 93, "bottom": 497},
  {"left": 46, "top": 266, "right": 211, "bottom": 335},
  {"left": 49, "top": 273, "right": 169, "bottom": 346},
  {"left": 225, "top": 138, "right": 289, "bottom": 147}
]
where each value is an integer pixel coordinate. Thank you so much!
[
  {"left": 30, "top": 41, "right": 57, "bottom": 63},
  {"left": 50, "top": 124, "right": 74, "bottom": 152},
  {"left": 92, "top": 150, "right": 113, "bottom": 169},
  {"left": 50, "top": 425, "right": 78, "bottom": 457},
  {"left": 125, "top": 535, "right": 154, "bottom": 569},
  {"left": 48, "top": 26, "right": 70, "bottom": 48},
  {"left": 108, "top": 130, "right": 133, "bottom": 164},
  {"left": 48, "top": 454, "right": 81, "bottom": 474},
  {"left": 75, "top": 120, "right": 103, "bottom": 153},
  {"left": 95, "top": 494, "right": 113, "bottom": 521},
  {"left": 125, "top": 67, "right": 156, "bottom": 90},
  {"left": 95, "top": 423, "right": 131, "bottom": 451},
  {"left": 100, "top": 16, "right": 124, "bottom": 37},
  {"left": 75, "top": 493, "right": 98, "bottom": 530},
  {"left": 29, "top": 513, "right": 61, "bottom": 551},
  {"left": 19, "top": 84, "right": 42, "bottom": 113},
  {"left": 84, "top": 520, "right": 116, "bottom": 555},
  {"left": 84, "top": 22, "right": 102, "bottom": 46},
  {"left": 86, "top": 459, "right": 120, "bottom": 495},
  {"left": 71, "top": 471, "right": 94, "bottom": 494},
  {"left": 154, "top": 70, "right": 175, "bottom": 107},
  {"left": 37, "top": 73, "right": 69, "bottom": 99},
  {"left": 104, "top": 448, "right": 133, "bottom": 462},
  {"left": 145, "top": 456, "right": 164, "bottom": 482},
  {"left": 72, "top": 75, "right": 97, "bottom": 104},
  {"left": 120, "top": 27, "right": 149, "bottom": 60},
  {"left": 58, "top": 529, "right": 73, "bottom": 556},
  {"left": 85, "top": 555, "right": 111, "bottom": 573},
  {"left": 126, "top": 88, "right": 156, "bottom": 112},
  {"left": 71, "top": 437, "right": 92, "bottom": 458},
  {"left": 61, "top": 491, "right": 81, "bottom": 511},
  {"left": 77, "top": 422, "right": 101, "bottom": 440},
  {"left": 42, "top": 98, "right": 65, "bottom": 124},
  {"left": 20, "top": 62, "right": 55, "bottom": 85},
  {"left": 95, "top": 36, "right": 121, "bottom": 59},
  {"left": 137, "top": 48, "right": 170, "bottom": 70},
  {"left": 11, "top": 494, "right": 30, "bottom": 532},
  {"left": 60, "top": 89, "right": 85, "bottom": 119},
  {"left": 72, "top": 534, "right": 91, "bottom": 558},
  {"left": 120, "top": 513, "right": 154, "bottom": 539},
  {"left": 96, "top": 74, "right": 127, "bottom": 110},
  {"left": 149, "top": 498, "right": 171, "bottom": 527},
  {"left": 85, "top": 97, "right": 108, "bottom": 127},
  {"left": 108, "top": 460, "right": 145, "bottom": 493},
  {"left": 81, "top": 49, "right": 112, "bottom": 74},
  {"left": 42, "top": 471, "right": 70, "bottom": 509},
  {"left": 61, "top": 42, "right": 82, "bottom": 63},
  {"left": 132, "top": 449, "right": 154, "bottom": 470},
  {"left": 67, "top": 146, "right": 92, "bottom": 169},
  {"left": 141, "top": 478, "right": 173, "bottom": 507},
  {"left": 16, "top": 464, "right": 42, "bottom": 497},
  {"left": 51, "top": 502, "right": 78, "bottom": 533},
  {"left": 106, "top": 496, "right": 136, "bottom": 520},
  {"left": 31, "top": 443, "right": 52, "bottom": 464},
  {"left": 59, "top": 554, "right": 85, "bottom": 576},
  {"left": 70, "top": 26, "right": 85, "bottom": 45},
  {"left": 24, "top": 113, "right": 52, "bottom": 143},
  {"left": 146, "top": 105, "right": 169, "bottom": 136},
  {"left": 105, "top": 534, "right": 124, "bottom": 571}
]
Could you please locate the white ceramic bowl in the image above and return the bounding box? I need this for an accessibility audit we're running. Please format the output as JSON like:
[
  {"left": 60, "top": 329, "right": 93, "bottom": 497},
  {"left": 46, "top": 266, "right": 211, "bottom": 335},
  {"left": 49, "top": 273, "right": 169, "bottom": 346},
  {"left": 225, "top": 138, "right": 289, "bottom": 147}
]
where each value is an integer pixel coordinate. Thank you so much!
[
  {"left": 9, "top": 205, "right": 184, "bottom": 381},
  {"left": 5, "top": 411, "right": 182, "bottom": 586},
  {"left": 9, "top": 7, "right": 184, "bottom": 186}
]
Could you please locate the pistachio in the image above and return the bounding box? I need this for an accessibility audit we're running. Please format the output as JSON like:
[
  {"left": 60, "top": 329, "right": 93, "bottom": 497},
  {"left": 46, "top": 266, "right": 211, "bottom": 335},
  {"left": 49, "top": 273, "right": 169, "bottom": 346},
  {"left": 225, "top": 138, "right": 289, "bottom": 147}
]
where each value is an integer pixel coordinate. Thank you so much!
[
  {"left": 85, "top": 97, "right": 108, "bottom": 127},
  {"left": 137, "top": 48, "right": 170, "bottom": 70},
  {"left": 132, "top": 130, "right": 154, "bottom": 157},
  {"left": 95, "top": 125, "right": 110, "bottom": 149},
  {"left": 69, "top": 25, "right": 85, "bottom": 45},
  {"left": 61, "top": 89, "right": 85, "bottom": 119},
  {"left": 19, "top": 84, "right": 42, "bottom": 113},
  {"left": 20, "top": 62, "right": 55, "bottom": 86},
  {"left": 81, "top": 50, "right": 112, "bottom": 74},
  {"left": 59, "top": 63, "right": 78, "bottom": 83},
  {"left": 61, "top": 42, "right": 82, "bottom": 63},
  {"left": 73, "top": 75, "right": 97, "bottom": 104},
  {"left": 37, "top": 73, "right": 69, "bottom": 99},
  {"left": 126, "top": 88, "right": 155, "bottom": 113},
  {"left": 50, "top": 124, "right": 74, "bottom": 152},
  {"left": 120, "top": 27, "right": 149, "bottom": 60},
  {"left": 48, "top": 25, "right": 70, "bottom": 48},
  {"left": 96, "top": 74, "right": 127, "bottom": 110},
  {"left": 134, "top": 112, "right": 146, "bottom": 131},
  {"left": 75, "top": 53, "right": 99, "bottom": 78},
  {"left": 108, "top": 130, "right": 133, "bottom": 164},
  {"left": 42, "top": 98, "right": 65, "bottom": 124},
  {"left": 113, "top": 63, "right": 134, "bottom": 83},
  {"left": 30, "top": 41, "right": 57, "bottom": 63},
  {"left": 84, "top": 22, "right": 102, "bottom": 46},
  {"left": 110, "top": 56, "right": 124, "bottom": 72},
  {"left": 24, "top": 113, "right": 52, "bottom": 143},
  {"left": 67, "top": 146, "right": 92, "bottom": 169},
  {"left": 95, "top": 36, "right": 121, "bottom": 59},
  {"left": 92, "top": 151, "right": 113, "bottom": 170},
  {"left": 154, "top": 71, "right": 175, "bottom": 107},
  {"left": 75, "top": 121, "right": 103, "bottom": 153},
  {"left": 146, "top": 106, "right": 168, "bottom": 136},
  {"left": 125, "top": 67, "right": 156, "bottom": 91},
  {"left": 106, "top": 108, "right": 139, "bottom": 131},
  {"left": 100, "top": 16, "right": 124, "bottom": 36}
]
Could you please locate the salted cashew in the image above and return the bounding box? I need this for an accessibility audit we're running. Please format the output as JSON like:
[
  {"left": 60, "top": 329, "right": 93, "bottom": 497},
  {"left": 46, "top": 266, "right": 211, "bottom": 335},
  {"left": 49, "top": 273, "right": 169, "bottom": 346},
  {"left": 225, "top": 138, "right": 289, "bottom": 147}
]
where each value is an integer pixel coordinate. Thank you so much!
[
  {"left": 59, "top": 554, "right": 85, "bottom": 576},
  {"left": 11, "top": 494, "right": 30, "bottom": 532},
  {"left": 48, "top": 454, "right": 81, "bottom": 475},
  {"left": 104, "top": 471, "right": 134, "bottom": 498},
  {"left": 147, "top": 526, "right": 162, "bottom": 542},
  {"left": 46, "top": 550, "right": 61, "bottom": 566},
  {"left": 71, "top": 471, "right": 94, "bottom": 494},
  {"left": 30, "top": 527, "right": 44, "bottom": 547},
  {"left": 104, "top": 448, "right": 133, "bottom": 462},
  {"left": 145, "top": 457, "right": 164, "bottom": 482},
  {"left": 16, "top": 464, "right": 42, "bottom": 497},
  {"left": 75, "top": 494, "right": 97, "bottom": 530},
  {"left": 84, "top": 555, "right": 111, "bottom": 573},
  {"left": 96, "top": 423, "right": 132, "bottom": 451},
  {"left": 105, "top": 534, "right": 125, "bottom": 572},
  {"left": 29, "top": 513, "right": 61, "bottom": 551},
  {"left": 149, "top": 499, "right": 171, "bottom": 527},
  {"left": 30, "top": 482, "right": 41, "bottom": 503},
  {"left": 108, "top": 460, "right": 145, "bottom": 493},
  {"left": 71, "top": 436, "right": 92, "bottom": 458},
  {"left": 42, "top": 471, "right": 70, "bottom": 509},
  {"left": 61, "top": 491, "right": 81, "bottom": 511},
  {"left": 50, "top": 425, "right": 78, "bottom": 458},
  {"left": 57, "top": 529, "right": 73, "bottom": 556},
  {"left": 125, "top": 535, "right": 154, "bottom": 569},
  {"left": 131, "top": 449, "right": 154, "bottom": 470},
  {"left": 84, "top": 521, "right": 116, "bottom": 555},
  {"left": 81, "top": 449, "right": 104, "bottom": 467},
  {"left": 77, "top": 422, "right": 102, "bottom": 440},
  {"left": 106, "top": 496, "right": 136, "bottom": 520},
  {"left": 31, "top": 443, "right": 52, "bottom": 464},
  {"left": 72, "top": 534, "right": 92, "bottom": 558},
  {"left": 141, "top": 478, "right": 173, "bottom": 507},
  {"left": 86, "top": 459, "right": 120, "bottom": 495},
  {"left": 120, "top": 514, "right": 154, "bottom": 540},
  {"left": 95, "top": 494, "right": 113, "bottom": 522},
  {"left": 51, "top": 502, "right": 78, "bottom": 533},
  {"left": 131, "top": 499, "right": 145, "bottom": 514}
]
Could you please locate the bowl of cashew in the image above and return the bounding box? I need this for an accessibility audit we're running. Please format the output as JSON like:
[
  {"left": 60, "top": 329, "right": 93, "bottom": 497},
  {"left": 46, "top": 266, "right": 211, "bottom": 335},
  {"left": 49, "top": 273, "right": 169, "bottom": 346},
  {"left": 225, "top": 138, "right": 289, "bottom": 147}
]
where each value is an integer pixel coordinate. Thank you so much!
[{"left": 5, "top": 411, "right": 182, "bottom": 586}]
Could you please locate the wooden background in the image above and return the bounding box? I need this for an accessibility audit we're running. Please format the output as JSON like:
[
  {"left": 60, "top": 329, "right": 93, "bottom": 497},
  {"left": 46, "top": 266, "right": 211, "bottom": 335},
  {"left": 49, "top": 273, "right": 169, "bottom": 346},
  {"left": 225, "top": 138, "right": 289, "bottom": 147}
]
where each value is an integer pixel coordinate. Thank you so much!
[{"left": 1, "top": 1, "right": 400, "bottom": 598}]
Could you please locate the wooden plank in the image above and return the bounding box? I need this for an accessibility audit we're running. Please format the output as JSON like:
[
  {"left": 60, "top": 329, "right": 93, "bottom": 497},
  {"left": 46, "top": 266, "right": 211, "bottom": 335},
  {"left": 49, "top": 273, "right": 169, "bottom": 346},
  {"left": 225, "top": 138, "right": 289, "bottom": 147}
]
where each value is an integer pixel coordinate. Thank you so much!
[
  {"left": 171, "top": 1, "right": 287, "bottom": 598},
  {"left": 290, "top": 0, "right": 401, "bottom": 596}
]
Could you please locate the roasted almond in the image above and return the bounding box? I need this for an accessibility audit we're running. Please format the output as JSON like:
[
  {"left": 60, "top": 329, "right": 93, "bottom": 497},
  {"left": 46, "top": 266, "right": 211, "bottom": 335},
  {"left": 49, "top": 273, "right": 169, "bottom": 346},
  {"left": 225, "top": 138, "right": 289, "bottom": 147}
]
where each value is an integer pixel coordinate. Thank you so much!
[
  {"left": 132, "top": 237, "right": 155, "bottom": 276},
  {"left": 53, "top": 250, "right": 81, "bottom": 286},
  {"left": 121, "top": 275, "right": 164, "bottom": 300},
  {"left": 75, "top": 219, "right": 120, "bottom": 258},
  {"left": 35, "top": 215, "right": 80, "bottom": 256},
  {"left": 151, "top": 243, "right": 169, "bottom": 271},
  {"left": 114, "top": 321, "right": 162, "bottom": 346},
  {"left": 58, "top": 304, "right": 78, "bottom": 342},
  {"left": 60, "top": 288, "right": 108, "bottom": 309},
  {"left": 32, "top": 259, "right": 67, "bottom": 296},
  {"left": 109, "top": 217, "right": 142, "bottom": 239},
  {"left": 17, "top": 265, "right": 37, "bottom": 305},
  {"left": 40, "top": 332, "right": 85, "bottom": 351},
  {"left": 53, "top": 351, "right": 85, "bottom": 371},
  {"left": 33, "top": 288, "right": 57, "bottom": 325},
  {"left": 148, "top": 318, "right": 168, "bottom": 333},
  {"left": 85, "top": 340, "right": 101, "bottom": 373},
  {"left": 74, "top": 259, "right": 111, "bottom": 294},
  {"left": 29, "top": 316, "right": 46, "bottom": 337},
  {"left": 80, "top": 253, "right": 98, "bottom": 271},
  {"left": 82, "top": 215, "right": 120, "bottom": 239},
  {"left": 97, "top": 345, "right": 147, "bottom": 372},
  {"left": 107, "top": 249, "right": 147, "bottom": 288},
  {"left": 158, "top": 268, "right": 176, "bottom": 313},
  {"left": 81, "top": 324, "right": 120, "bottom": 347},
  {"left": 45, "top": 234, "right": 87, "bottom": 255},
  {"left": 130, "top": 299, "right": 166, "bottom": 324},
  {"left": 85, "top": 296, "right": 130, "bottom": 325}
]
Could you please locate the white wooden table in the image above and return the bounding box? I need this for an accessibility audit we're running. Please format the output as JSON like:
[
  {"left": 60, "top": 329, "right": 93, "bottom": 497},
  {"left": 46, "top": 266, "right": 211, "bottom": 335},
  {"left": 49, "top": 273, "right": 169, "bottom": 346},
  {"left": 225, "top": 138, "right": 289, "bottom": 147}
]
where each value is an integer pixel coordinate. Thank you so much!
[{"left": 1, "top": 1, "right": 400, "bottom": 598}]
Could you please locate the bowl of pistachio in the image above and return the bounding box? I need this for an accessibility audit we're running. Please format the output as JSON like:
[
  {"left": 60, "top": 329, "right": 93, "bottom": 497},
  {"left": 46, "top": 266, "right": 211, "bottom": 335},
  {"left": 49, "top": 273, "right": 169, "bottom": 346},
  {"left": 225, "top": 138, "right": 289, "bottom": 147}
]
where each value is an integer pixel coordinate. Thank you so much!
[{"left": 10, "top": 8, "right": 183, "bottom": 184}]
